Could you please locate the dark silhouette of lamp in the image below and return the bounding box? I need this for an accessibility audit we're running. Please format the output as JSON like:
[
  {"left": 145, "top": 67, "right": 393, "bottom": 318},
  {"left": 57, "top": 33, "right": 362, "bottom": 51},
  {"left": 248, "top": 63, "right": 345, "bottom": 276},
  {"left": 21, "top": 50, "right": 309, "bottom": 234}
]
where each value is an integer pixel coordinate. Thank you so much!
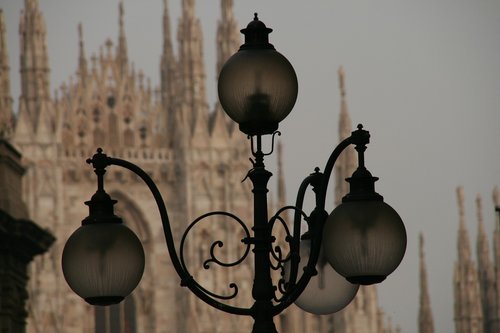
[{"left": 62, "top": 14, "right": 406, "bottom": 333}]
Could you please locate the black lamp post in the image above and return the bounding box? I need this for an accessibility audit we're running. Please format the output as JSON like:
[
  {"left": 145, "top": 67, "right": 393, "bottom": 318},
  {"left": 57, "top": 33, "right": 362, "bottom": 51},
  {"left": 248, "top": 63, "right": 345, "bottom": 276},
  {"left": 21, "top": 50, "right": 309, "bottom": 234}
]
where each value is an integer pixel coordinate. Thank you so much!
[{"left": 62, "top": 14, "right": 407, "bottom": 333}]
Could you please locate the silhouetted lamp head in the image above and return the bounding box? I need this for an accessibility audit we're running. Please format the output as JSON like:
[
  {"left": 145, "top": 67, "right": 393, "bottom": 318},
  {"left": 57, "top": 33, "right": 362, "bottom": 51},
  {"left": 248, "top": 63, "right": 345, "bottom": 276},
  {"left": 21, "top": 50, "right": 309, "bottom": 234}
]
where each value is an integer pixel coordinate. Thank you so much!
[
  {"left": 218, "top": 13, "right": 298, "bottom": 136},
  {"left": 62, "top": 187, "right": 145, "bottom": 306},
  {"left": 322, "top": 162, "right": 407, "bottom": 285}
]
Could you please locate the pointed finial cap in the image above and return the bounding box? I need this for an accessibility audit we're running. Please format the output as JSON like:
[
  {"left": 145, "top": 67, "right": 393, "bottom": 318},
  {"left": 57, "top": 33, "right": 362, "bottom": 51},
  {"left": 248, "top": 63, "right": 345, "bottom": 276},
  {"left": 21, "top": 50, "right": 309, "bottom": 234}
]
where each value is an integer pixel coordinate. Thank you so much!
[{"left": 240, "top": 13, "right": 274, "bottom": 50}]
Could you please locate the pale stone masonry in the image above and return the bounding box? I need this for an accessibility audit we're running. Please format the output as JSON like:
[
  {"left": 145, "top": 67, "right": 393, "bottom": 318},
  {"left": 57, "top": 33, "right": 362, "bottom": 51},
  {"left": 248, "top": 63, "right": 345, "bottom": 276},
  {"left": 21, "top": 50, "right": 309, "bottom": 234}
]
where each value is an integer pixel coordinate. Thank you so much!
[
  {"left": 0, "top": 7, "right": 54, "bottom": 333},
  {"left": 419, "top": 233, "right": 434, "bottom": 333},
  {"left": 476, "top": 194, "right": 496, "bottom": 333},
  {"left": 0, "top": 139, "right": 55, "bottom": 333},
  {"left": 447, "top": 186, "right": 500, "bottom": 333},
  {"left": 0, "top": 10, "right": 14, "bottom": 138},
  {"left": 0, "top": 0, "right": 398, "bottom": 332},
  {"left": 454, "top": 187, "right": 483, "bottom": 333}
]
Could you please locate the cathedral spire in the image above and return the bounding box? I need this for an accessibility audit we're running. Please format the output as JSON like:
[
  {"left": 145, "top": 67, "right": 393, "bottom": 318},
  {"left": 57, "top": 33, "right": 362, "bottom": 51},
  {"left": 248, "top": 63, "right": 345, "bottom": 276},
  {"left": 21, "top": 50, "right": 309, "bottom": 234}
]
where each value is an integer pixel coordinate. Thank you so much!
[
  {"left": 454, "top": 186, "right": 484, "bottom": 333},
  {"left": 476, "top": 194, "right": 495, "bottom": 333},
  {"left": 182, "top": 0, "right": 196, "bottom": 18},
  {"left": 160, "top": 0, "right": 176, "bottom": 105},
  {"left": 177, "top": 0, "right": 208, "bottom": 134},
  {"left": 160, "top": 0, "right": 177, "bottom": 147},
  {"left": 18, "top": 0, "right": 51, "bottom": 132},
  {"left": 212, "top": 0, "right": 240, "bottom": 135},
  {"left": 77, "top": 23, "right": 88, "bottom": 86},
  {"left": 457, "top": 186, "right": 472, "bottom": 261},
  {"left": 338, "top": 66, "right": 351, "bottom": 140},
  {"left": 331, "top": 66, "right": 385, "bottom": 333},
  {"left": 418, "top": 233, "right": 434, "bottom": 333},
  {"left": 334, "top": 67, "right": 356, "bottom": 205},
  {"left": 477, "top": 194, "right": 491, "bottom": 267},
  {"left": 0, "top": 9, "right": 14, "bottom": 138},
  {"left": 116, "top": 0, "right": 128, "bottom": 76},
  {"left": 216, "top": 0, "right": 239, "bottom": 75}
]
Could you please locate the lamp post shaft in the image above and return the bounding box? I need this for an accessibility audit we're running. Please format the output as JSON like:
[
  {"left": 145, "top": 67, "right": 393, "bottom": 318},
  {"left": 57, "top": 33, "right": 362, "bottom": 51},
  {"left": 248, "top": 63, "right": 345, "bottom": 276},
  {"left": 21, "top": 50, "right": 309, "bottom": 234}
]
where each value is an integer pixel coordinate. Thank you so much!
[{"left": 248, "top": 154, "right": 277, "bottom": 333}]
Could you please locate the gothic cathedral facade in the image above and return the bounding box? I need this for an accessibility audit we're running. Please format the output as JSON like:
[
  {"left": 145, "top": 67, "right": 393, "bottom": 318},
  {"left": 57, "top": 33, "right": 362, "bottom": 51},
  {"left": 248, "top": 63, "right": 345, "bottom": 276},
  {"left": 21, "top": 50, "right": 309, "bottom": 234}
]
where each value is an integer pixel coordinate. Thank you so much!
[{"left": 0, "top": 0, "right": 398, "bottom": 332}]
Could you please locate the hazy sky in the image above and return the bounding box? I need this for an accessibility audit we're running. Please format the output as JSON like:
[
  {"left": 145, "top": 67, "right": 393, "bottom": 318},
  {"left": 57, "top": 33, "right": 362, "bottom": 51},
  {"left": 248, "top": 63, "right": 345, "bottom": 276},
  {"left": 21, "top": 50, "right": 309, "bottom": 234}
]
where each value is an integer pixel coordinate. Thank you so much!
[{"left": 3, "top": 0, "right": 500, "bottom": 332}]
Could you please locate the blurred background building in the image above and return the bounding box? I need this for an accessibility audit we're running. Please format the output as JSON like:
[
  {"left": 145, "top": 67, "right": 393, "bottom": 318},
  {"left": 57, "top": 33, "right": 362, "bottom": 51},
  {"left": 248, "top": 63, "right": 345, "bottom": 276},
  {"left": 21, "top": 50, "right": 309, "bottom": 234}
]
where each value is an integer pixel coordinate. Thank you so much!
[{"left": 1, "top": 0, "right": 499, "bottom": 332}]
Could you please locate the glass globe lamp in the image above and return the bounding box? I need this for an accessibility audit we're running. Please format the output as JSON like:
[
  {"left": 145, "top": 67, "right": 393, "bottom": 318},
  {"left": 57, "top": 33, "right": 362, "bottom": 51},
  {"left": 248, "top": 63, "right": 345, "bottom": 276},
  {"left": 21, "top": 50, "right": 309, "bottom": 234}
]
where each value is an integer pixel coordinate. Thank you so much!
[
  {"left": 322, "top": 168, "right": 406, "bottom": 285},
  {"left": 218, "top": 14, "right": 298, "bottom": 136},
  {"left": 62, "top": 190, "right": 145, "bottom": 306},
  {"left": 62, "top": 222, "right": 145, "bottom": 306},
  {"left": 285, "top": 239, "right": 359, "bottom": 315}
]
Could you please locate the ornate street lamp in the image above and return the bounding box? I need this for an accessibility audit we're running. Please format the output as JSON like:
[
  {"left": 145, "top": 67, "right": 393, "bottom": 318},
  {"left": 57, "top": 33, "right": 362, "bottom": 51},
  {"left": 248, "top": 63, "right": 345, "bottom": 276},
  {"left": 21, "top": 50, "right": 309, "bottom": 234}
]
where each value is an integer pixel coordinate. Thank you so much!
[
  {"left": 218, "top": 13, "right": 297, "bottom": 136},
  {"left": 62, "top": 14, "right": 407, "bottom": 333}
]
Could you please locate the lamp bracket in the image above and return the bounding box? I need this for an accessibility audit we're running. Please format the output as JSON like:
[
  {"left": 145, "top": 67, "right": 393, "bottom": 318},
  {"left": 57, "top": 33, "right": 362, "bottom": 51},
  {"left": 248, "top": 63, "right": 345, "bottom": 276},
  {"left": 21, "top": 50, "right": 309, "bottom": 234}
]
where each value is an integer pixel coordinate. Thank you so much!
[{"left": 249, "top": 131, "right": 281, "bottom": 159}]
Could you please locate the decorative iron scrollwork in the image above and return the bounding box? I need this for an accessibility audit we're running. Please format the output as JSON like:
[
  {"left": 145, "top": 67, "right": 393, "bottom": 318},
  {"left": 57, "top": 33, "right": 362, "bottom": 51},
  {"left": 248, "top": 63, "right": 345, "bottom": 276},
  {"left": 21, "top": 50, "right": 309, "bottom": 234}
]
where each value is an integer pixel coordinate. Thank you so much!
[
  {"left": 179, "top": 211, "right": 251, "bottom": 301},
  {"left": 268, "top": 205, "right": 309, "bottom": 302}
]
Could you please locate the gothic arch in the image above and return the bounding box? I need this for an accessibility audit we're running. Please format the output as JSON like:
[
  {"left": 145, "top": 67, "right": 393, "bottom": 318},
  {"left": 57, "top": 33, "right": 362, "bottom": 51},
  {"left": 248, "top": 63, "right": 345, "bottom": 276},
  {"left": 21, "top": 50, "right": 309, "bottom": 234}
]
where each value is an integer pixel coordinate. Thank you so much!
[
  {"left": 123, "top": 103, "right": 133, "bottom": 124},
  {"left": 92, "top": 104, "right": 102, "bottom": 123},
  {"left": 109, "top": 190, "right": 152, "bottom": 245},
  {"left": 77, "top": 117, "right": 87, "bottom": 142}
]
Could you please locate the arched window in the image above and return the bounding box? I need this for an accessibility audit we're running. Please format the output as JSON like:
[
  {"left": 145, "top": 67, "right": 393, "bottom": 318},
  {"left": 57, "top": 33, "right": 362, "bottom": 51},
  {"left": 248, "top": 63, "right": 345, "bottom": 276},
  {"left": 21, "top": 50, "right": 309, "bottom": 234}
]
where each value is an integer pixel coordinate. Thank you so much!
[
  {"left": 124, "top": 128, "right": 135, "bottom": 147},
  {"left": 77, "top": 119, "right": 87, "bottom": 139},
  {"left": 95, "top": 295, "right": 137, "bottom": 333},
  {"left": 93, "top": 107, "right": 101, "bottom": 123},
  {"left": 108, "top": 112, "right": 119, "bottom": 145},
  {"left": 107, "top": 95, "right": 116, "bottom": 109},
  {"left": 123, "top": 104, "right": 133, "bottom": 124}
]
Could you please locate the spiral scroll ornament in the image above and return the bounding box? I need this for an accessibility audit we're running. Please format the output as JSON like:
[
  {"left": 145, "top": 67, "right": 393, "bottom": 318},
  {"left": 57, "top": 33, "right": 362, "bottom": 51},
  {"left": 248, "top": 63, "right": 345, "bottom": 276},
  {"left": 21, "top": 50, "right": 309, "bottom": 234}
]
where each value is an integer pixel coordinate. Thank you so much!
[{"left": 179, "top": 211, "right": 251, "bottom": 301}]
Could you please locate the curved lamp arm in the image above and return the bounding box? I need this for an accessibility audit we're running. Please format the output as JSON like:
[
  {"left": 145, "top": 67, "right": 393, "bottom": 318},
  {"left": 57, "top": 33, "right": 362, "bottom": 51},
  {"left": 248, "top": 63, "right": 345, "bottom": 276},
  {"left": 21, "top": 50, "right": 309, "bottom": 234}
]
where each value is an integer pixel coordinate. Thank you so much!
[
  {"left": 280, "top": 170, "right": 321, "bottom": 290},
  {"left": 317, "top": 124, "right": 369, "bottom": 211},
  {"left": 88, "top": 150, "right": 252, "bottom": 317},
  {"left": 273, "top": 124, "right": 368, "bottom": 315}
]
